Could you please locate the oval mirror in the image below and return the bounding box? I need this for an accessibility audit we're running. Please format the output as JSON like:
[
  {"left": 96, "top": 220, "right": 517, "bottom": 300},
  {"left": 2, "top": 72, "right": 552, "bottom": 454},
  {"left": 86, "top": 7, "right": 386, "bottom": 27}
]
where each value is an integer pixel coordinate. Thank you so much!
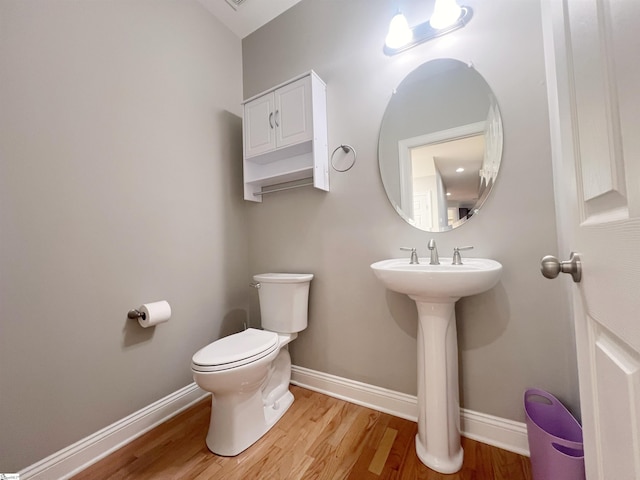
[{"left": 378, "top": 59, "right": 503, "bottom": 232}]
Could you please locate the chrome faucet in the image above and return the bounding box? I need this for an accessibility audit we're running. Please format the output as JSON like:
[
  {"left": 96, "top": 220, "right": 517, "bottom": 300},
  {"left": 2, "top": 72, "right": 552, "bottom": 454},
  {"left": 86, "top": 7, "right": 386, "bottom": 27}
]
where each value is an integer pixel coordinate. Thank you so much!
[
  {"left": 400, "top": 247, "right": 419, "bottom": 264},
  {"left": 427, "top": 239, "right": 440, "bottom": 265},
  {"left": 452, "top": 246, "right": 474, "bottom": 265}
]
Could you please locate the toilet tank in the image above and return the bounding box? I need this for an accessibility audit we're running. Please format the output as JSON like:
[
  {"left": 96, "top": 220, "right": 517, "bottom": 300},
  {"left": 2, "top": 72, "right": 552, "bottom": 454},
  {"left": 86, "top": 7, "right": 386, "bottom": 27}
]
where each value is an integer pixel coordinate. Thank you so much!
[{"left": 253, "top": 273, "right": 313, "bottom": 333}]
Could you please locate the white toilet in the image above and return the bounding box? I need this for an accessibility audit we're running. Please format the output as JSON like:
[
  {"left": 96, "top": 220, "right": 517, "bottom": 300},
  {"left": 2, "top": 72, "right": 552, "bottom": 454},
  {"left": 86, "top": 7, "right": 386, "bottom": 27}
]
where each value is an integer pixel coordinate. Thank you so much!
[{"left": 191, "top": 272, "right": 313, "bottom": 456}]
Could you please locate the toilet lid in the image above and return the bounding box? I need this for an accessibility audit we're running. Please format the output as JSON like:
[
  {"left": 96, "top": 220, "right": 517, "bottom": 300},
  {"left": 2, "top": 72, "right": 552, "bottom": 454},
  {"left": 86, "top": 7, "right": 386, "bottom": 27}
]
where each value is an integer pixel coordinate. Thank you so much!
[{"left": 191, "top": 328, "right": 279, "bottom": 372}]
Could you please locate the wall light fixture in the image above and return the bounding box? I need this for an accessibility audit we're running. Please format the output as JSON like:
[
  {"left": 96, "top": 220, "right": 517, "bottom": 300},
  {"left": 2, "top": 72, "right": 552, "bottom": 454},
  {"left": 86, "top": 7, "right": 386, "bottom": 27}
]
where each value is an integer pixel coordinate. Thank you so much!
[{"left": 383, "top": 0, "right": 473, "bottom": 56}]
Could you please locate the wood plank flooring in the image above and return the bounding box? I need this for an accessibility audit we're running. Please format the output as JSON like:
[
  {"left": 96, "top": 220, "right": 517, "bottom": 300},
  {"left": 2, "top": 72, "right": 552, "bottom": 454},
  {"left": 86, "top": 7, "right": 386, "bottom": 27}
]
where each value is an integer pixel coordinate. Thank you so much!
[{"left": 71, "top": 386, "right": 532, "bottom": 479}]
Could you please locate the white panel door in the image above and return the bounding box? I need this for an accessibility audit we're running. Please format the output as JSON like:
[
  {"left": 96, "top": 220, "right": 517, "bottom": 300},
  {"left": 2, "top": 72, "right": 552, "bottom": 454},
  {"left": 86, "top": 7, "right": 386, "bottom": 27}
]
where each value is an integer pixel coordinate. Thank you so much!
[
  {"left": 244, "top": 93, "right": 276, "bottom": 158},
  {"left": 543, "top": 0, "right": 640, "bottom": 478},
  {"left": 275, "top": 75, "right": 313, "bottom": 148}
]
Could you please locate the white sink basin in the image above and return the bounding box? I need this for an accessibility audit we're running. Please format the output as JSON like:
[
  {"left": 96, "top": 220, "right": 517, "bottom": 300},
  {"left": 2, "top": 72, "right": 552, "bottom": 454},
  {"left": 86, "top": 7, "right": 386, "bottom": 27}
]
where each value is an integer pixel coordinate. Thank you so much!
[
  {"left": 370, "top": 255, "right": 502, "bottom": 473},
  {"left": 371, "top": 257, "right": 502, "bottom": 300}
]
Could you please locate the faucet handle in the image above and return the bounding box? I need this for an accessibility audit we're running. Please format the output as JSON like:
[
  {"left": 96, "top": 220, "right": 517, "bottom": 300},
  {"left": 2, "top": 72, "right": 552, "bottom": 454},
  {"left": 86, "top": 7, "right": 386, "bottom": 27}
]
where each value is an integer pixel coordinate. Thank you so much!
[
  {"left": 400, "top": 247, "right": 419, "bottom": 264},
  {"left": 452, "top": 246, "right": 474, "bottom": 265}
]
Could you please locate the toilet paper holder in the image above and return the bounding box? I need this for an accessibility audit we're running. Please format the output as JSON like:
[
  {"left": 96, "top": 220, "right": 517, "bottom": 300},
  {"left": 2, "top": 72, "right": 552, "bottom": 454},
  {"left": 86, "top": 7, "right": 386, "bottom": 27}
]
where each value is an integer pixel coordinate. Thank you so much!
[{"left": 127, "top": 309, "right": 146, "bottom": 320}]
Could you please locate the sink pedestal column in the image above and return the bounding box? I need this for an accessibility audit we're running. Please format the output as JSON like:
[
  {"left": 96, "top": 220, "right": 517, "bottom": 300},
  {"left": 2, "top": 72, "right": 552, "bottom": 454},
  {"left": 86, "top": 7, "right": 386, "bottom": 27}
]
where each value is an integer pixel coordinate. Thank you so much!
[{"left": 411, "top": 296, "right": 463, "bottom": 474}]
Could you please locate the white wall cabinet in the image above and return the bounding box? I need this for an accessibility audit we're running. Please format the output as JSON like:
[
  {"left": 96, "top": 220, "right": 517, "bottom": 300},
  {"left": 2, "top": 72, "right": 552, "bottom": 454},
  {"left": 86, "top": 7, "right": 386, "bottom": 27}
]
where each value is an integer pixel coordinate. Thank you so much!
[{"left": 242, "top": 71, "right": 328, "bottom": 202}]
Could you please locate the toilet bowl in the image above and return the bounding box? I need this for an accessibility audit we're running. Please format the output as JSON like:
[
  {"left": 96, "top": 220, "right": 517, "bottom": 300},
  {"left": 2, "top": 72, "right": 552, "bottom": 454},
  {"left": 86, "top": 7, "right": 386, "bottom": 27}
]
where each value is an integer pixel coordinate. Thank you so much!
[{"left": 191, "top": 272, "right": 313, "bottom": 456}]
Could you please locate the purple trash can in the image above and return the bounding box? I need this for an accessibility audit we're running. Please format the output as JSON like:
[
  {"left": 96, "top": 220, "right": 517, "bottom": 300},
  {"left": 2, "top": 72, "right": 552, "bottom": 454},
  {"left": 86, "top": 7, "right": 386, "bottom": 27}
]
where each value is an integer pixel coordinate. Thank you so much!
[{"left": 524, "top": 389, "right": 585, "bottom": 480}]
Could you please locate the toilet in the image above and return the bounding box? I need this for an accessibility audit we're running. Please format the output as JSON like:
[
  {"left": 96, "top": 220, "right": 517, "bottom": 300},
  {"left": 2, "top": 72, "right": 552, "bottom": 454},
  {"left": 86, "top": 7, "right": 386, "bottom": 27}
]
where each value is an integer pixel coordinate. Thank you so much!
[{"left": 191, "top": 272, "right": 313, "bottom": 456}]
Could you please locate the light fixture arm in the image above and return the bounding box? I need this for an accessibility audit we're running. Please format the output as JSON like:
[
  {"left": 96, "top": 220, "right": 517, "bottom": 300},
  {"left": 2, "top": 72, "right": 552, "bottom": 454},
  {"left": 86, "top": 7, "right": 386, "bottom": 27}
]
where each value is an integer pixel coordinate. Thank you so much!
[{"left": 383, "top": 6, "right": 473, "bottom": 56}]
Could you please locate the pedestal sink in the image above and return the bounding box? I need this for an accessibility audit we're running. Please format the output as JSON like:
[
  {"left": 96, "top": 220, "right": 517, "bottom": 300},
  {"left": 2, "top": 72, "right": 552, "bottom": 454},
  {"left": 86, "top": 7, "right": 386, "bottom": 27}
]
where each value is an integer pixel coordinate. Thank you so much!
[{"left": 370, "top": 257, "right": 502, "bottom": 473}]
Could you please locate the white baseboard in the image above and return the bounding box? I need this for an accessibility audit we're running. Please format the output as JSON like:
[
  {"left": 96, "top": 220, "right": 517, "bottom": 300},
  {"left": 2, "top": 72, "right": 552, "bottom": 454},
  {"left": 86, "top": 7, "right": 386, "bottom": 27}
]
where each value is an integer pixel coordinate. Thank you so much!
[
  {"left": 291, "top": 365, "right": 530, "bottom": 457},
  {"left": 291, "top": 365, "right": 419, "bottom": 421},
  {"left": 18, "top": 367, "right": 528, "bottom": 480},
  {"left": 19, "top": 383, "right": 209, "bottom": 480},
  {"left": 459, "top": 408, "right": 529, "bottom": 456}
]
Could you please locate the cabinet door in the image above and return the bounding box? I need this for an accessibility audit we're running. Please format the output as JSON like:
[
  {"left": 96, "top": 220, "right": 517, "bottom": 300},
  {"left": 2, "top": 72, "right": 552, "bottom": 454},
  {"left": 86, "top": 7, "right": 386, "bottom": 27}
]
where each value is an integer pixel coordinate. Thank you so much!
[
  {"left": 274, "top": 75, "right": 313, "bottom": 148},
  {"left": 244, "top": 93, "right": 276, "bottom": 158}
]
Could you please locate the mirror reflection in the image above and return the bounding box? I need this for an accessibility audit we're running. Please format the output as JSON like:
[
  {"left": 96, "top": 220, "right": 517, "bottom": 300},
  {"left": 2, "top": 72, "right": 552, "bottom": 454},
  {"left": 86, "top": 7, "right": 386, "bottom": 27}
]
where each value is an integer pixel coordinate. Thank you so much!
[{"left": 378, "top": 59, "right": 503, "bottom": 232}]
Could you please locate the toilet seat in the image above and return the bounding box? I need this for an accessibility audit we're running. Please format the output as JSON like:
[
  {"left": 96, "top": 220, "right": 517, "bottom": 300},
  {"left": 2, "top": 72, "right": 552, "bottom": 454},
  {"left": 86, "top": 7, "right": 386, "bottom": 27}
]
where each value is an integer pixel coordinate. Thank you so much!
[{"left": 191, "top": 328, "right": 279, "bottom": 372}]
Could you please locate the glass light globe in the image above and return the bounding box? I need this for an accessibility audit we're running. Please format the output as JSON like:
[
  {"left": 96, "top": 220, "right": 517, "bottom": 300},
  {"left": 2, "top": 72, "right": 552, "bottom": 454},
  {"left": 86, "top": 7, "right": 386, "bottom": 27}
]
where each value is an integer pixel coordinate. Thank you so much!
[
  {"left": 385, "top": 12, "right": 412, "bottom": 49},
  {"left": 430, "top": 0, "right": 462, "bottom": 30}
]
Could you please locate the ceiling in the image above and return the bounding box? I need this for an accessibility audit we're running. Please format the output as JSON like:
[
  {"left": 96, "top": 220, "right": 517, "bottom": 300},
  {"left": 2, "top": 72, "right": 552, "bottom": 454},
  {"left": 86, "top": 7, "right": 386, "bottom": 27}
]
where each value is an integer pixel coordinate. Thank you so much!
[{"left": 197, "top": 0, "right": 303, "bottom": 38}]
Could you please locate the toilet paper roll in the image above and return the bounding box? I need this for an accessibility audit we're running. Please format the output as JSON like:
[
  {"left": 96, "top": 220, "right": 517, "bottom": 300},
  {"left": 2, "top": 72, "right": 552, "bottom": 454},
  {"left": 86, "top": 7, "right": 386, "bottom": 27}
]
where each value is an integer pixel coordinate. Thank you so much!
[{"left": 138, "top": 300, "right": 172, "bottom": 328}]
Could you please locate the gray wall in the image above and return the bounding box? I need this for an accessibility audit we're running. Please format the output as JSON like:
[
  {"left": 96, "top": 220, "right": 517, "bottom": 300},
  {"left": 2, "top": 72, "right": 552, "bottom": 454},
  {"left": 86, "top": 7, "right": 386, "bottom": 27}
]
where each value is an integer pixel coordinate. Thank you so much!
[
  {"left": 0, "top": 0, "right": 247, "bottom": 471},
  {"left": 0, "top": 0, "right": 582, "bottom": 472},
  {"left": 243, "top": 0, "right": 580, "bottom": 423}
]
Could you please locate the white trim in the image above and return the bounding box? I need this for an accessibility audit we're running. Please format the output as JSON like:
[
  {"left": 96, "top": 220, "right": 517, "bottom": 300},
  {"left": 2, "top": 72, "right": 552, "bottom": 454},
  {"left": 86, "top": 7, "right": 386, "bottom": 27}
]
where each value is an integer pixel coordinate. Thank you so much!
[
  {"left": 460, "top": 409, "right": 530, "bottom": 457},
  {"left": 18, "top": 368, "right": 529, "bottom": 480},
  {"left": 291, "top": 365, "right": 529, "bottom": 457},
  {"left": 18, "top": 383, "right": 209, "bottom": 480},
  {"left": 398, "top": 121, "right": 487, "bottom": 153},
  {"left": 291, "top": 365, "right": 418, "bottom": 421},
  {"left": 398, "top": 122, "right": 486, "bottom": 208},
  {"left": 396, "top": 121, "right": 486, "bottom": 222}
]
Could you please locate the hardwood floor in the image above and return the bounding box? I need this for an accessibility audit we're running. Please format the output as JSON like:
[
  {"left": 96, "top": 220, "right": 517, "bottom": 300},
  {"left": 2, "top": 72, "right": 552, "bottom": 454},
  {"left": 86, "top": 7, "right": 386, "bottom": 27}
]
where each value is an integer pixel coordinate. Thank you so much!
[{"left": 71, "top": 386, "right": 532, "bottom": 479}]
